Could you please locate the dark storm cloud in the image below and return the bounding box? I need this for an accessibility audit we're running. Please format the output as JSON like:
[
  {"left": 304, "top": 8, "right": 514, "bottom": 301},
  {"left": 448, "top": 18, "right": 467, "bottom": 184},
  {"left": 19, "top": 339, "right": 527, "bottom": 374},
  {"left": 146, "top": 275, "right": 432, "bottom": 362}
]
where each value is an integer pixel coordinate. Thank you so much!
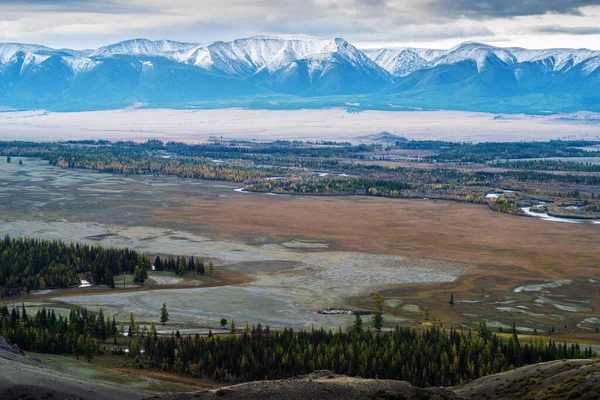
[
  {"left": 431, "top": 0, "right": 600, "bottom": 19},
  {"left": 532, "top": 25, "right": 600, "bottom": 35}
]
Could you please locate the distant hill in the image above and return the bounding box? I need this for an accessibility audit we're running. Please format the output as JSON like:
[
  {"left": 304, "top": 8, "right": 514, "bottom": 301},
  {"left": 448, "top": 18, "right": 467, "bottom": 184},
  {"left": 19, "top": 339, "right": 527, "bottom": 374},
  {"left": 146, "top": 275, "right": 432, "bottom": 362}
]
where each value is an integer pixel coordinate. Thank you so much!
[
  {"left": 0, "top": 37, "right": 599, "bottom": 113},
  {"left": 359, "top": 132, "right": 408, "bottom": 143}
]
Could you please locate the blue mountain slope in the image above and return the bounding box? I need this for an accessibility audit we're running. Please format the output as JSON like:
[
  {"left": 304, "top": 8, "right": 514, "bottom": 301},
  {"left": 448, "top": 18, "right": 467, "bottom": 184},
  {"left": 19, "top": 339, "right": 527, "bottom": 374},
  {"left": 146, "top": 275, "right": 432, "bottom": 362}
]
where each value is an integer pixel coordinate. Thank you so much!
[
  {"left": 0, "top": 38, "right": 598, "bottom": 112},
  {"left": 262, "top": 53, "right": 393, "bottom": 96}
]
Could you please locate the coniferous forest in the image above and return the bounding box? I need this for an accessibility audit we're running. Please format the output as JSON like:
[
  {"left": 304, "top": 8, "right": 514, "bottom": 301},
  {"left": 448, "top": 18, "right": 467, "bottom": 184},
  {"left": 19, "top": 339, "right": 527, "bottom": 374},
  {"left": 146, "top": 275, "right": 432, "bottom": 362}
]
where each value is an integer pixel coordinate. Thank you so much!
[
  {"left": 0, "top": 235, "right": 207, "bottom": 298},
  {"left": 0, "top": 304, "right": 595, "bottom": 388},
  {"left": 0, "top": 235, "right": 150, "bottom": 296},
  {"left": 2, "top": 139, "right": 599, "bottom": 220}
]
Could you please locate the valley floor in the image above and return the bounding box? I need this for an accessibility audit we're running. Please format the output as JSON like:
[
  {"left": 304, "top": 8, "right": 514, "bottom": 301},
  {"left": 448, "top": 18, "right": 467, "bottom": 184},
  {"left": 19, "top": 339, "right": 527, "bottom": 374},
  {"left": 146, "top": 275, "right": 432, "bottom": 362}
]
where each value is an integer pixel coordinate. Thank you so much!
[
  {"left": 1, "top": 108, "right": 599, "bottom": 143},
  {"left": 0, "top": 158, "right": 598, "bottom": 341}
]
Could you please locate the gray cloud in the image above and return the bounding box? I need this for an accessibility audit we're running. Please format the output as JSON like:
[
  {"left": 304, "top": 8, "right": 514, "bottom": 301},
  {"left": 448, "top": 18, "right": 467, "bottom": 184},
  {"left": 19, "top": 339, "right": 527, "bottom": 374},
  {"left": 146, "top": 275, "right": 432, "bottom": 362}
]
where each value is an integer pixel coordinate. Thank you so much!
[
  {"left": 430, "top": 0, "right": 600, "bottom": 19},
  {"left": 0, "top": 0, "right": 153, "bottom": 13},
  {"left": 1, "top": 0, "right": 599, "bottom": 49},
  {"left": 532, "top": 25, "right": 600, "bottom": 35}
]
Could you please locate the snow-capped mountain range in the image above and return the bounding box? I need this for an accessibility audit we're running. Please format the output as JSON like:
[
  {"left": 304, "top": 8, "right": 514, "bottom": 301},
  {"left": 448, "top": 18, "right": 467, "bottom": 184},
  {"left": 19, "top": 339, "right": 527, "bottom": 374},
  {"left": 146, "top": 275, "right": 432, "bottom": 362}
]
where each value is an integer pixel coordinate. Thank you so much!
[{"left": 0, "top": 36, "right": 599, "bottom": 112}]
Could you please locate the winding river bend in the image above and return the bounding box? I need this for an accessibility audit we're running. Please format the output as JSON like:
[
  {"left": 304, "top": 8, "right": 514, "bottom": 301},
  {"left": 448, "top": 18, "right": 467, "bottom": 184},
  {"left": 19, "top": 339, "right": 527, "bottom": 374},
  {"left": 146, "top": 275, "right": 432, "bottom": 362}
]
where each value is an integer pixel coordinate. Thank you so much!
[{"left": 521, "top": 205, "right": 600, "bottom": 224}]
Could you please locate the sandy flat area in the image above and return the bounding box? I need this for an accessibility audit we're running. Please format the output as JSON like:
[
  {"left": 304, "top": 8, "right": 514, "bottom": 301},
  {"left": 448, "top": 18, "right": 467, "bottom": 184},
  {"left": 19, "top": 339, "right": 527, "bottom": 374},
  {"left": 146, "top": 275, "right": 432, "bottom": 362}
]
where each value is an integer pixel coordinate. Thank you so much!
[{"left": 1, "top": 108, "right": 599, "bottom": 143}]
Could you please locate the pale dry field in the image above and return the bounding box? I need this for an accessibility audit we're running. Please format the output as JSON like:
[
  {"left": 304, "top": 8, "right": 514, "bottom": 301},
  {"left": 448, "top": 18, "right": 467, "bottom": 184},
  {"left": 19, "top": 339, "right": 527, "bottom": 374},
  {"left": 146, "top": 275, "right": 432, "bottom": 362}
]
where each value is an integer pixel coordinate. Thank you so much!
[{"left": 1, "top": 108, "right": 599, "bottom": 143}]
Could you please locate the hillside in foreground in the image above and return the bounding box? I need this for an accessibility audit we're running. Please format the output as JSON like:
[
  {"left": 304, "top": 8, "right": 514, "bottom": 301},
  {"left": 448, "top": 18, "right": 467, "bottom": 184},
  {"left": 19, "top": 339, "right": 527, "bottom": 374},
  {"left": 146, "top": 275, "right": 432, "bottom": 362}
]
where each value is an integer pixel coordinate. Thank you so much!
[{"left": 1, "top": 335, "right": 598, "bottom": 400}]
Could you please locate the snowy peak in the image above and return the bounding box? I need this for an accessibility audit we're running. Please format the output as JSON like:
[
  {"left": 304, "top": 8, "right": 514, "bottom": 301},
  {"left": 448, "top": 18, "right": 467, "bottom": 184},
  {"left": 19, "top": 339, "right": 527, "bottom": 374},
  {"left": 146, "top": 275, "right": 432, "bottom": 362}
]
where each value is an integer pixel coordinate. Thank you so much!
[
  {"left": 509, "top": 47, "right": 600, "bottom": 73},
  {"left": 169, "top": 35, "right": 389, "bottom": 80},
  {"left": 365, "top": 42, "right": 600, "bottom": 76},
  {"left": 90, "top": 38, "right": 195, "bottom": 57},
  {"left": 364, "top": 48, "right": 430, "bottom": 77},
  {"left": 579, "top": 55, "right": 600, "bottom": 76},
  {"left": 173, "top": 36, "right": 339, "bottom": 76},
  {"left": 364, "top": 42, "right": 518, "bottom": 75},
  {"left": 432, "top": 42, "right": 517, "bottom": 71},
  {"left": 1, "top": 37, "right": 599, "bottom": 112},
  {"left": 0, "top": 43, "right": 56, "bottom": 64}
]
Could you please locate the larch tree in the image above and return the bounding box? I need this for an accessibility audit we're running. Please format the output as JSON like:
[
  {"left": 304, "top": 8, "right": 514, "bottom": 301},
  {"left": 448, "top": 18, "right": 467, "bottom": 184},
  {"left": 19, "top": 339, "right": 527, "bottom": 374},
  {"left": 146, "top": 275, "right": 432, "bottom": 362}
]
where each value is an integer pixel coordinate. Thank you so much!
[{"left": 128, "top": 312, "right": 136, "bottom": 336}]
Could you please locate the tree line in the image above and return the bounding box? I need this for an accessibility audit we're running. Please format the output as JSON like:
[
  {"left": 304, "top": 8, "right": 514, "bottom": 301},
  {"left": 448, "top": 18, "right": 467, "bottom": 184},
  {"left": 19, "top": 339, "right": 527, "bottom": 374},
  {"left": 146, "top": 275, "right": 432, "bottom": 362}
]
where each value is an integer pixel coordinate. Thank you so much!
[
  {"left": 153, "top": 255, "right": 213, "bottom": 277},
  {"left": 129, "top": 322, "right": 596, "bottom": 387},
  {"left": 0, "top": 235, "right": 211, "bottom": 298},
  {"left": 0, "top": 305, "right": 104, "bottom": 362},
  {"left": 393, "top": 140, "right": 600, "bottom": 163},
  {"left": 2, "top": 303, "right": 594, "bottom": 388},
  {"left": 0, "top": 235, "right": 151, "bottom": 296},
  {"left": 1, "top": 140, "right": 598, "bottom": 217}
]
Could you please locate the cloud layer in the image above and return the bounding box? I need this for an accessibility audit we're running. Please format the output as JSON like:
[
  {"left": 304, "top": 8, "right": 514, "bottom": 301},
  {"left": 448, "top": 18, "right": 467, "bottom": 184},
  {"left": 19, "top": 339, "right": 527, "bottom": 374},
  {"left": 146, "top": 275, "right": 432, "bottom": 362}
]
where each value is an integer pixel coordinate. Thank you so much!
[{"left": 0, "top": 0, "right": 599, "bottom": 49}]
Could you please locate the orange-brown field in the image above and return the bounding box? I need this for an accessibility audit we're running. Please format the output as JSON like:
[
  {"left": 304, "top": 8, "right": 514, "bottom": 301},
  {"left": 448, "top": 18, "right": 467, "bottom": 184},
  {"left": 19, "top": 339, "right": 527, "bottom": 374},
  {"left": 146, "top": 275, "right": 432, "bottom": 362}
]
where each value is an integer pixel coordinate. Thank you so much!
[
  {"left": 154, "top": 191, "right": 597, "bottom": 275},
  {"left": 1, "top": 159, "right": 598, "bottom": 341},
  {"left": 152, "top": 190, "right": 600, "bottom": 340}
]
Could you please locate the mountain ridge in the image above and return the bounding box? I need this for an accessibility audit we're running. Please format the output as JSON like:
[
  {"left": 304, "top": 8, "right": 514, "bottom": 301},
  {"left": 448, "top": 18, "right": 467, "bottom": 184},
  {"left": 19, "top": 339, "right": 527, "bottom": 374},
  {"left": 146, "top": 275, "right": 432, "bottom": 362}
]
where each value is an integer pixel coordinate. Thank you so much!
[{"left": 0, "top": 36, "right": 599, "bottom": 113}]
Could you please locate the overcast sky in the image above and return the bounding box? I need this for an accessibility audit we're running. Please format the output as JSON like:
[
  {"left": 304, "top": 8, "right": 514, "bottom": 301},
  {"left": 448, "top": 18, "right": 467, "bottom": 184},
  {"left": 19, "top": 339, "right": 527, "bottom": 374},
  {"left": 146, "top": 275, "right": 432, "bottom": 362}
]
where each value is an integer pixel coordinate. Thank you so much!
[{"left": 1, "top": 0, "right": 600, "bottom": 50}]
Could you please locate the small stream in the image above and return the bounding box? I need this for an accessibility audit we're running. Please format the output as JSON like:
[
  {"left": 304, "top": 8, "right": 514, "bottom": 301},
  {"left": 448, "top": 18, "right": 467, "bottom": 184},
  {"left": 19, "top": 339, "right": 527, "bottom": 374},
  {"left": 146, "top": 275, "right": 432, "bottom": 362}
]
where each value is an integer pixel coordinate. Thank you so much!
[{"left": 521, "top": 205, "right": 600, "bottom": 224}]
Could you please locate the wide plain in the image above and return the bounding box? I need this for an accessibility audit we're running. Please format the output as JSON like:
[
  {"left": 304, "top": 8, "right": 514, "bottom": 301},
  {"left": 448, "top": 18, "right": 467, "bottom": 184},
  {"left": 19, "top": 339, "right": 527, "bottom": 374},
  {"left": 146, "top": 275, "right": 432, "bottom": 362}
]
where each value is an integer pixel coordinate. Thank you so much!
[
  {"left": 0, "top": 157, "right": 598, "bottom": 342},
  {"left": 1, "top": 108, "right": 600, "bottom": 143}
]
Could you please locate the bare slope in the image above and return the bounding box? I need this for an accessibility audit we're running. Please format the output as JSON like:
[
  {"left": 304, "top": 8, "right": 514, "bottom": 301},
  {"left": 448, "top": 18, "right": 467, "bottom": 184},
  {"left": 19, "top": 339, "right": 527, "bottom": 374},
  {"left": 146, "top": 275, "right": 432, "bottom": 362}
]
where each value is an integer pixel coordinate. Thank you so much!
[
  {"left": 156, "top": 361, "right": 600, "bottom": 400},
  {"left": 155, "top": 370, "right": 457, "bottom": 400},
  {"left": 0, "top": 336, "right": 142, "bottom": 400}
]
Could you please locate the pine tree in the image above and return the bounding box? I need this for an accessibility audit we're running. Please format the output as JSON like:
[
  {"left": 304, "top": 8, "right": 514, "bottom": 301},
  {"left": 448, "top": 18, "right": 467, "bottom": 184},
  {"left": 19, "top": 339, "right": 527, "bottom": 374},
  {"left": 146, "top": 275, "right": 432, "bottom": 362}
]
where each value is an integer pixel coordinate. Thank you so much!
[
  {"left": 160, "top": 303, "right": 169, "bottom": 325},
  {"left": 133, "top": 266, "right": 142, "bottom": 285},
  {"left": 195, "top": 259, "right": 204, "bottom": 275},
  {"left": 84, "top": 336, "right": 98, "bottom": 363},
  {"left": 21, "top": 303, "right": 28, "bottom": 328},
  {"left": 104, "top": 269, "right": 114, "bottom": 288},
  {"left": 372, "top": 309, "right": 383, "bottom": 332},
  {"left": 176, "top": 261, "right": 185, "bottom": 277},
  {"left": 112, "top": 316, "right": 118, "bottom": 337},
  {"left": 97, "top": 307, "right": 106, "bottom": 340},
  {"left": 106, "top": 315, "right": 112, "bottom": 339},
  {"left": 76, "top": 335, "right": 85, "bottom": 360},
  {"left": 353, "top": 313, "right": 363, "bottom": 334},
  {"left": 230, "top": 318, "right": 236, "bottom": 334}
]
